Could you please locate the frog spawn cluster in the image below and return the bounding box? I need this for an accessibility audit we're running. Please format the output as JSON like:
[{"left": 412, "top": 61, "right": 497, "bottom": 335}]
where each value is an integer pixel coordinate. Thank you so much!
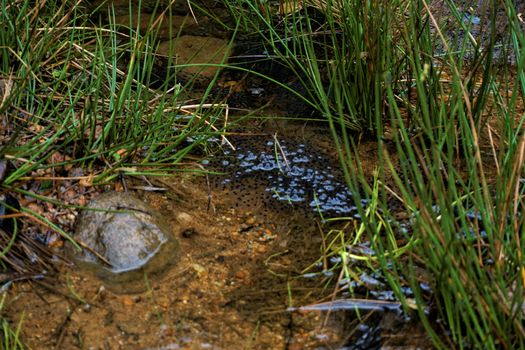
[{"left": 213, "top": 137, "right": 367, "bottom": 218}]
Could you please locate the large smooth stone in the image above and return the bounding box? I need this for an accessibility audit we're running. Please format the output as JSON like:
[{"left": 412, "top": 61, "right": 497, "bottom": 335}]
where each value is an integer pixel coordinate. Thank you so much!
[{"left": 69, "top": 192, "right": 180, "bottom": 293}]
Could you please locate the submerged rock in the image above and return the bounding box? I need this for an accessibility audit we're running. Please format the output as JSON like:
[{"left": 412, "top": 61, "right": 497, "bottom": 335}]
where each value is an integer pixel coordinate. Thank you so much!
[
  {"left": 157, "top": 35, "right": 230, "bottom": 82},
  {"left": 69, "top": 192, "right": 180, "bottom": 293}
]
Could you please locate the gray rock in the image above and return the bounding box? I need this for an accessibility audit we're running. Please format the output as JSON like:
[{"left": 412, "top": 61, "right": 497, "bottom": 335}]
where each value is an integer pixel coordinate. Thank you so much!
[{"left": 69, "top": 192, "right": 180, "bottom": 293}]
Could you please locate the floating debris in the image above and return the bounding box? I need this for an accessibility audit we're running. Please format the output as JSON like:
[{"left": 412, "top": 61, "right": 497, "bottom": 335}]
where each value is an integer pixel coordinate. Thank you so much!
[{"left": 288, "top": 298, "right": 404, "bottom": 313}]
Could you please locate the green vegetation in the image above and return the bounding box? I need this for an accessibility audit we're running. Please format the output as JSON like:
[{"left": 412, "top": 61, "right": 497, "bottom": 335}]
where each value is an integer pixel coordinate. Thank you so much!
[
  {"left": 0, "top": 0, "right": 229, "bottom": 346},
  {"left": 0, "top": 0, "right": 226, "bottom": 186},
  {"left": 0, "top": 292, "right": 24, "bottom": 350},
  {"left": 0, "top": 0, "right": 230, "bottom": 229},
  {"left": 226, "top": 0, "right": 525, "bottom": 348},
  {"left": 1, "top": 0, "right": 525, "bottom": 348}
]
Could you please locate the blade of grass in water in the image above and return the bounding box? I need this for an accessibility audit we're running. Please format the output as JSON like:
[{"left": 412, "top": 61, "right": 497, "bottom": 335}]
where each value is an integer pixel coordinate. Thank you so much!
[{"left": 224, "top": 0, "right": 525, "bottom": 347}]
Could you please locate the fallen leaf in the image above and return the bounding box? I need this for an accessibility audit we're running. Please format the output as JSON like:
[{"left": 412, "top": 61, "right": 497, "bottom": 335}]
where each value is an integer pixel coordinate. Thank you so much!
[{"left": 79, "top": 174, "right": 94, "bottom": 187}]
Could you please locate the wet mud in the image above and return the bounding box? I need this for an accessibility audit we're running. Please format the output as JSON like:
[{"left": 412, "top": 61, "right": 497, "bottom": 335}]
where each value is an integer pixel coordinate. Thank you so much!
[
  {"left": 4, "top": 120, "right": 432, "bottom": 349},
  {"left": 3, "top": 175, "right": 360, "bottom": 349}
]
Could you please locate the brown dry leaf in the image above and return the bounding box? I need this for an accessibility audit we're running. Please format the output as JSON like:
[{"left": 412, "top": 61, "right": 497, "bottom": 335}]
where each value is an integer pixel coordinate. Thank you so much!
[
  {"left": 26, "top": 202, "right": 44, "bottom": 216},
  {"left": 48, "top": 152, "right": 74, "bottom": 171},
  {"left": 49, "top": 151, "right": 66, "bottom": 164},
  {"left": 79, "top": 174, "right": 94, "bottom": 187},
  {"left": 115, "top": 149, "right": 127, "bottom": 157},
  {"left": 122, "top": 296, "right": 135, "bottom": 307},
  {"left": 113, "top": 182, "right": 124, "bottom": 192},
  {"left": 63, "top": 189, "right": 77, "bottom": 203},
  {"left": 279, "top": 0, "right": 303, "bottom": 15}
]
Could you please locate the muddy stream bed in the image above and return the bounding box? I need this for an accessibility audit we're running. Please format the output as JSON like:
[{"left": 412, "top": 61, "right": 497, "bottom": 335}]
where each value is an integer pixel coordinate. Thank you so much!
[{"left": 5, "top": 120, "right": 431, "bottom": 349}]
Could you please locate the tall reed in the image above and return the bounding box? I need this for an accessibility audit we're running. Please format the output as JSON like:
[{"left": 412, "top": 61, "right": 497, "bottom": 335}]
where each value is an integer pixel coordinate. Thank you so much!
[
  {"left": 351, "top": 1, "right": 525, "bottom": 348},
  {"left": 226, "top": 0, "right": 525, "bottom": 347}
]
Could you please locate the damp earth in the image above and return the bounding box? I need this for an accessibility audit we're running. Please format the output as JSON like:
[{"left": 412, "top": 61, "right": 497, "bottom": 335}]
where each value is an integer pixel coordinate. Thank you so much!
[{"left": 4, "top": 121, "right": 432, "bottom": 349}]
